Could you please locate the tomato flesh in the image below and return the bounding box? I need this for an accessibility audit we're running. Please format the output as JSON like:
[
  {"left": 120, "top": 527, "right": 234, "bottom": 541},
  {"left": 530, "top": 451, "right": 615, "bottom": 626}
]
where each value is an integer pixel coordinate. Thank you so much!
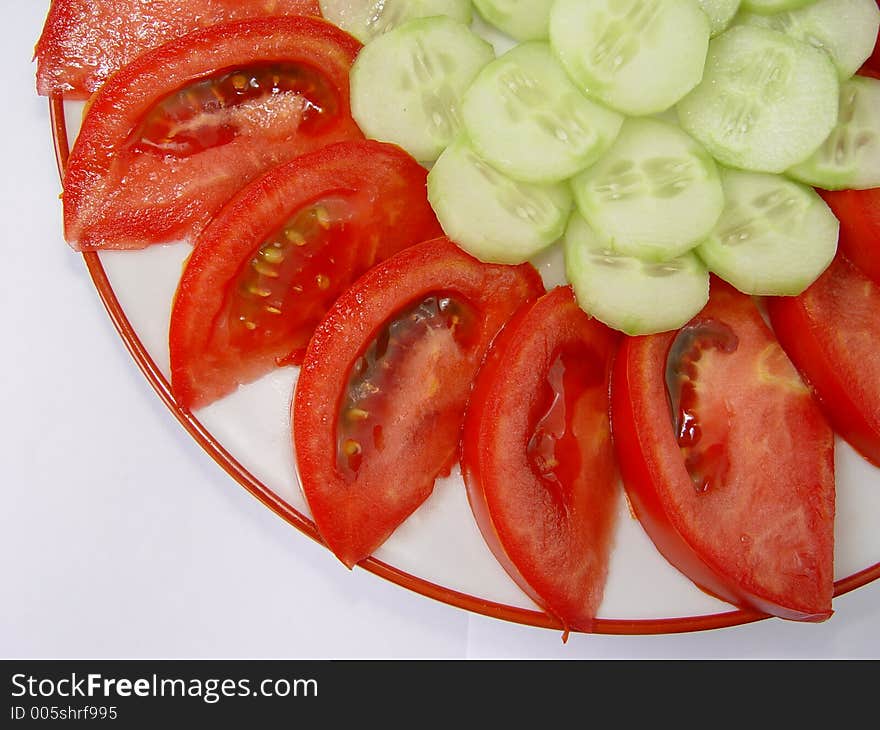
[
  {"left": 225, "top": 196, "right": 357, "bottom": 357},
  {"left": 666, "top": 319, "right": 740, "bottom": 495},
  {"left": 63, "top": 17, "right": 363, "bottom": 251},
  {"left": 131, "top": 62, "right": 339, "bottom": 157},
  {"left": 819, "top": 187, "right": 880, "bottom": 287},
  {"left": 170, "top": 140, "right": 442, "bottom": 411},
  {"left": 337, "top": 294, "right": 479, "bottom": 476},
  {"left": 293, "top": 238, "right": 545, "bottom": 569},
  {"left": 611, "top": 280, "right": 835, "bottom": 621},
  {"left": 768, "top": 254, "right": 880, "bottom": 467},
  {"left": 527, "top": 346, "right": 606, "bottom": 494},
  {"left": 35, "top": 0, "right": 322, "bottom": 98},
  {"left": 865, "top": 3, "right": 880, "bottom": 73},
  {"left": 462, "top": 287, "right": 619, "bottom": 633}
]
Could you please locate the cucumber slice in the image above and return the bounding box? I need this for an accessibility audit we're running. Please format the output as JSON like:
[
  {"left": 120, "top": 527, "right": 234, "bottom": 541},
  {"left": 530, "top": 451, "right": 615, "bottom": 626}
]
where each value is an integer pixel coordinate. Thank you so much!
[
  {"left": 741, "top": 0, "right": 819, "bottom": 13},
  {"left": 472, "top": 0, "right": 554, "bottom": 41},
  {"left": 697, "top": 168, "right": 839, "bottom": 295},
  {"left": 738, "top": 0, "right": 880, "bottom": 80},
  {"left": 788, "top": 75, "right": 880, "bottom": 190},
  {"left": 548, "top": 0, "right": 710, "bottom": 115},
  {"left": 349, "top": 17, "right": 495, "bottom": 163},
  {"left": 677, "top": 25, "right": 839, "bottom": 174},
  {"left": 571, "top": 118, "right": 725, "bottom": 261},
  {"left": 697, "top": 0, "right": 742, "bottom": 36},
  {"left": 564, "top": 212, "right": 710, "bottom": 335},
  {"left": 461, "top": 42, "right": 624, "bottom": 184},
  {"left": 427, "top": 136, "right": 573, "bottom": 264},
  {"left": 318, "top": 0, "right": 473, "bottom": 43}
]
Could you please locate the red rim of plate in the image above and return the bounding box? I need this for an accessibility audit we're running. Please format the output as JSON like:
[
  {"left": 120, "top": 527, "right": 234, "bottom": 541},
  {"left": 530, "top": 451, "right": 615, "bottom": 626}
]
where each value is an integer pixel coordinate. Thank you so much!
[{"left": 50, "top": 95, "right": 880, "bottom": 636}]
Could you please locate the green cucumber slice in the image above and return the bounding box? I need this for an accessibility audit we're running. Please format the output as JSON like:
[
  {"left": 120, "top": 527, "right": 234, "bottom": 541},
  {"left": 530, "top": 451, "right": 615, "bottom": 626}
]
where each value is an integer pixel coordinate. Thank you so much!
[
  {"left": 548, "top": 0, "right": 710, "bottom": 115},
  {"left": 697, "top": 168, "right": 839, "bottom": 295},
  {"left": 461, "top": 42, "right": 623, "bottom": 184},
  {"left": 738, "top": 0, "right": 880, "bottom": 80},
  {"left": 741, "top": 0, "right": 819, "bottom": 13},
  {"left": 349, "top": 17, "right": 495, "bottom": 163},
  {"left": 788, "top": 75, "right": 880, "bottom": 190},
  {"left": 427, "top": 137, "right": 573, "bottom": 264},
  {"left": 677, "top": 25, "right": 839, "bottom": 174},
  {"left": 318, "top": 0, "right": 473, "bottom": 43},
  {"left": 472, "top": 0, "right": 555, "bottom": 41},
  {"left": 564, "top": 212, "right": 710, "bottom": 335},
  {"left": 571, "top": 118, "right": 725, "bottom": 261},
  {"left": 698, "top": 0, "right": 742, "bottom": 36}
]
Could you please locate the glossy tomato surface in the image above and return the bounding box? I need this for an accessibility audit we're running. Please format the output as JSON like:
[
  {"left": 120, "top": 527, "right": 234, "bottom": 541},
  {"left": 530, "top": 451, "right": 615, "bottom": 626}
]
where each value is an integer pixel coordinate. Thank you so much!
[
  {"left": 611, "top": 279, "right": 836, "bottom": 621},
  {"left": 461, "top": 286, "right": 620, "bottom": 633},
  {"left": 170, "top": 140, "right": 443, "bottom": 411},
  {"left": 35, "top": 0, "right": 322, "bottom": 98},
  {"left": 820, "top": 187, "right": 880, "bottom": 287},
  {"left": 63, "top": 17, "right": 363, "bottom": 251},
  {"left": 293, "top": 238, "right": 545, "bottom": 569},
  {"left": 768, "top": 254, "right": 880, "bottom": 467},
  {"left": 865, "top": 2, "right": 880, "bottom": 72}
]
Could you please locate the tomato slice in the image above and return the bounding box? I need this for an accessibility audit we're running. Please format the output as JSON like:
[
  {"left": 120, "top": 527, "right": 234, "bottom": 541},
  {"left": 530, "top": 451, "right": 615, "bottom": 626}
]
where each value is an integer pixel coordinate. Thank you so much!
[
  {"left": 611, "top": 279, "right": 835, "bottom": 621},
  {"left": 865, "top": 2, "right": 880, "bottom": 73},
  {"left": 768, "top": 254, "right": 880, "bottom": 467},
  {"left": 35, "top": 0, "right": 322, "bottom": 99},
  {"left": 293, "top": 238, "right": 546, "bottom": 569},
  {"left": 170, "top": 139, "right": 443, "bottom": 411},
  {"left": 819, "top": 187, "right": 880, "bottom": 287},
  {"left": 461, "top": 286, "right": 620, "bottom": 633},
  {"left": 63, "top": 17, "right": 363, "bottom": 251}
]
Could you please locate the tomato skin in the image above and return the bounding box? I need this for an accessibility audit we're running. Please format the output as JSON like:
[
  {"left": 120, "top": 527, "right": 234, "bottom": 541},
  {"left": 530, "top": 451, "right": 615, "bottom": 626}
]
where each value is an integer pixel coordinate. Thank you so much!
[
  {"left": 767, "top": 255, "right": 880, "bottom": 467},
  {"left": 611, "top": 280, "right": 835, "bottom": 621},
  {"left": 36, "top": 0, "right": 322, "bottom": 98},
  {"left": 461, "top": 286, "right": 620, "bottom": 633},
  {"left": 819, "top": 186, "right": 880, "bottom": 287},
  {"left": 864, "top": 3, "right": 880, "bottom": 73},
  {"left": 293, "top": 238, "right": 545, "bottom": 569},
  {"left": 63, "top": 17, "right": 363, "bottom": 251},
  {"left": 169, "top": 140, "right": 443, "bottom": 411}
]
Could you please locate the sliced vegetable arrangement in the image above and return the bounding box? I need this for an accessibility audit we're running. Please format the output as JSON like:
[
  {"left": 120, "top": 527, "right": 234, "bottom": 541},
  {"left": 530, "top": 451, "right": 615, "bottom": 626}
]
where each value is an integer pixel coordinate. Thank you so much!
[
  {"left": 612, "top": 280, "right": 836, "bottom": 620},
  {"left": 169, "top": 140, "right": 443, "bottom": 410},
  {"left": 37, "top": 0, "right": 880, "bottom": 633},
  {"left": 768, "top": 254, "right": 880, "bottom": 467},
  {"left": 63, "top": 16, "right": 363, "bottom": 250},
  {"left": 293, "top": 238, "right": 544, "bottom": 568},
  {"left": 35, "top": 0, "right": 323, "bottom": 98},
  {"left": 462, "top": 286, "right": 620, "bottom": 634},
  {"left": 350, "top": 0, "right": 880, "bottom": 333}
]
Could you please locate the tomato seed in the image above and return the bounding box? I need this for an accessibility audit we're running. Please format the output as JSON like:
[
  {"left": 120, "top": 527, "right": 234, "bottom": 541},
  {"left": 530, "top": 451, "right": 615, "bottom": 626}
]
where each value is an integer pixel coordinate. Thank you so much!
[
  {"left": 285, "top": 228, "right": 307, "bottom": 246},
  {"left": 248, "top": 284, "right": 273, "bottom": 298},
  {"left": 252, "top": 259, "right": 280, "bottom": 278},
  {"left": 342, "top": 439, "right": 362, "bottom": 456}
]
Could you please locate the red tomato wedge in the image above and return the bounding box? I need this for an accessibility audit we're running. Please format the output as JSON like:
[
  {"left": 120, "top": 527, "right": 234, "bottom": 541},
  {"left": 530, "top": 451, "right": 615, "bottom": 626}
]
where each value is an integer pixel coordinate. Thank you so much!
[
  {"left": 865, "top": 2, "right": 880, "bottom": 72},
  {"left": 461, "top": 286, "right": 620, "bottom": 634},
  {"left": 293, "top": 238, "right": 545, "bottom": 569},
  {"left": 819, "top": 187, "right": 880, "bottom": 287},
  {"left": 35, "top": 0, "right": 322, "bottom": 99},
  {"left": 768, "top": 254, "right": 880, "bottom": 467},
  {"left": 63, "top": 17, "right": 363, "bottom": 251},
  {"left": 170, "top": 140, "right": 443, "bottom": 411},
  {"left": 611, "top": 279, "right": 835, "bottom": 621}
]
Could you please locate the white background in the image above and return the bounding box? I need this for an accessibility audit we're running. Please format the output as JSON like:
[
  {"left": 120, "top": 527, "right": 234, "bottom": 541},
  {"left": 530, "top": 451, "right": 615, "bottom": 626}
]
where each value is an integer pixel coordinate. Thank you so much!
[{"left": 2, "top": 1, "right": 878, "bottom": 660}]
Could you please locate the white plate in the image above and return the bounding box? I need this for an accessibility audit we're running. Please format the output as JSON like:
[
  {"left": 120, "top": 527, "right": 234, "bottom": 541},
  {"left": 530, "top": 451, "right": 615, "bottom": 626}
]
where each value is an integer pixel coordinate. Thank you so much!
[{"left": 50, "top": 15, "right": 880, "bottom": 635}]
